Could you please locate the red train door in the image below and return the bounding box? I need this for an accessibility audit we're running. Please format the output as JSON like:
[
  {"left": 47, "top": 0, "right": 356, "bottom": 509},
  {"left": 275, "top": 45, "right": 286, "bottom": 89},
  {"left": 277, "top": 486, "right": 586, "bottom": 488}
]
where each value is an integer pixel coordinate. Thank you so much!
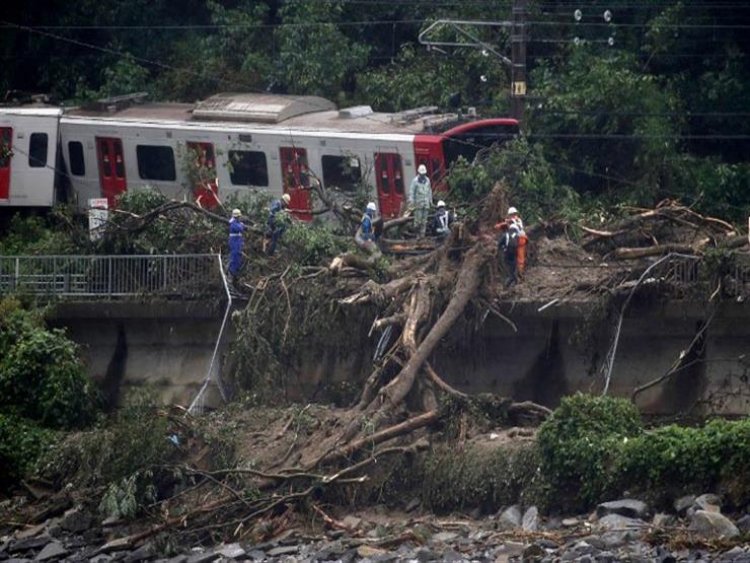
[
  {"left": 187, "top": 141, "right": 219, "bottom": 209},
  {"left": 96, "top": 137, "right": 127, "bottom": 206},
  {"left": 375, "top": 152, "right": 404, "bottom": 219},
  {"left": 0, "top": 127, "right": 12, "bottom": 200},
  {"left": 279, "top": 146, "right": 312, "bottom": 221}
]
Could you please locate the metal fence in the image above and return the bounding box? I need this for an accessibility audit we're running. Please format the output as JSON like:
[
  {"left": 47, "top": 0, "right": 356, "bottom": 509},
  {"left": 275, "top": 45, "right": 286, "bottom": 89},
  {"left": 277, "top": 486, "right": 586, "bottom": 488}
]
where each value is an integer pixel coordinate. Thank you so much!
[{"left": 0, "top": 254, "right": 223, "bottom": 299}]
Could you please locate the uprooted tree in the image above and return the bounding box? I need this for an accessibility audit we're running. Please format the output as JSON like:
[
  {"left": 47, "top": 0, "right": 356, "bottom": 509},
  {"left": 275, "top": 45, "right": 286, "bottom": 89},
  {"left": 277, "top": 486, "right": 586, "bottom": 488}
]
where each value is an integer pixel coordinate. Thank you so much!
[{"left": 30, "top": 174, "right": 749, "bottom": 550}]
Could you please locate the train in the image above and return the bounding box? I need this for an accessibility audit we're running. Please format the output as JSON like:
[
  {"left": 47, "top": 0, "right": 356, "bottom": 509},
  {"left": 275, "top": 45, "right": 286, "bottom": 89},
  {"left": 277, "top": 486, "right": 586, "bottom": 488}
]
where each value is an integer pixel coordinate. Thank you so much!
[{"left": 0, "top": 92, "right": 519, "bottom": 219}]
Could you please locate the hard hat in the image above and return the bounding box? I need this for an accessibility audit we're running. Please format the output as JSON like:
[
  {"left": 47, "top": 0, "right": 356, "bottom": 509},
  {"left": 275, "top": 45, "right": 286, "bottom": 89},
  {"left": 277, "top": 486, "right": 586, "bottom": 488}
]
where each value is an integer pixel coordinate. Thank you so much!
[
  {"left": 437, "top": 200, "right": 446, "bottom": 208},
  {"left": 507, "top": 206, "right": 519, "bottom": 216},
  {"left": 282, "top": 194, "right": 291, "bottom": 204},
  {"left": 366, "top": 202, "right": 377, "bottom": 212},
  {"left": 417, "top": 164, "right": 427, "bottom": 175},
  {"left": 231, "top": 208, "right": 241, "bottom": 217}
]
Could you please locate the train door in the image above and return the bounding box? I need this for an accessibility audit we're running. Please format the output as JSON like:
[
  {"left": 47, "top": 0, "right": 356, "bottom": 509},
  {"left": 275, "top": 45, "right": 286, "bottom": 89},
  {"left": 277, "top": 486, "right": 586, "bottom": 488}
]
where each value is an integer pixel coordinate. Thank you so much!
[
  {"left": 279, "top": 146, "right": 312, "bottom": 221},
  {"left": 374, "top": 152, "right": 404, "bottom": 219},
  {"left": 187, "top": 141, "right": 218, "bottom": 209},
  {"left": 96, "top": 137, "right": 127, "bottom": 206},
  {"left": 0, "top": 127, "right": 12, "bottom": 200}
]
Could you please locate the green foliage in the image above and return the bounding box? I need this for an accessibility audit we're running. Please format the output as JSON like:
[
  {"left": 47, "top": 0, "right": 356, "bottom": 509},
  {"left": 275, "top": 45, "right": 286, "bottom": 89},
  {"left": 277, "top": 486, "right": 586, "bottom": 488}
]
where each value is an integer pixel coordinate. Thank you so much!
[
  {"left": 0, "top": 209, "right": 84, "bottom": 256},
  {"left": 99, "top": 470, "right": 157, "bottom": 520},
  {"left": 101, "top": 186, "right": 225, "bottom": 254},
  {"left": 284, "top": 221, "right": 350, "bottom": 266},
  {"left": 536, "top": 394, "right": 643, "bottom": 510},
  {"left": 447, "top": 137, "right": 581, "bottom": 223},
  {"left": 37, "top": 389, "right": 173, "bottom": 489},
  {"left": 0, "top": 413, "right": 56, "bottom": 486},
  {"left": 420, "top": 444, "right": 541, "bottom": 513},
  {"left": 0, "top": 298, "right": 98, "bottom": 430},
  {"left": 616, "top": 418, "right": 750, "bottom": 507}
]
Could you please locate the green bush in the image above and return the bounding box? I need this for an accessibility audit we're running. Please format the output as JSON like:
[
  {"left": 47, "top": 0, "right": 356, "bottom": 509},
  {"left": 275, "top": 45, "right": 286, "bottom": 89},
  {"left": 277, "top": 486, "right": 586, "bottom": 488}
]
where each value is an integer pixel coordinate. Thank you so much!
[
  {"left": 37, "top": 389, "right": 173, "bottom": 489},
  {"left": 0, "top": 413, "right": 56, "bottom": 486},
  {"left": 536, "top": 394, "right": 643, "bottom": 511},
  {"left": 0, "top": 299, "right": 98, "bottom": 429}
]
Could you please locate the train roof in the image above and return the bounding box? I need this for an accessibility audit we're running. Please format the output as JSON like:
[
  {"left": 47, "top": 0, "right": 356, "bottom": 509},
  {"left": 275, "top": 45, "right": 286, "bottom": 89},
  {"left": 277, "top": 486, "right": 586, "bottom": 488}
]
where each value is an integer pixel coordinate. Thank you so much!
[{"left": 61, "top": 92, "right": 464, "bottom": 135}]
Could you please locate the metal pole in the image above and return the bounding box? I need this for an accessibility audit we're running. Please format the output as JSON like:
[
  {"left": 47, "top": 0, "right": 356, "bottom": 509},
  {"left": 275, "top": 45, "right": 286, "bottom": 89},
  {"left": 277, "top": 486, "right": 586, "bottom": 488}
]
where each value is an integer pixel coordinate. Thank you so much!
[{"left": 511, "top": 0, "right": 527, "bottom": 124}]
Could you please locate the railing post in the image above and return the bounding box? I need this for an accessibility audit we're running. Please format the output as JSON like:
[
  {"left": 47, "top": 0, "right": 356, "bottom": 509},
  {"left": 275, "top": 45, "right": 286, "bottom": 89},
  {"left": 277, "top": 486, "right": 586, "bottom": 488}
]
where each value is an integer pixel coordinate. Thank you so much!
[
  {"left": 108, "top": 256, "right": 113, "bottom": 297},
  {"left": 14, "top": 257, "right": 19, "bottom": 292}
]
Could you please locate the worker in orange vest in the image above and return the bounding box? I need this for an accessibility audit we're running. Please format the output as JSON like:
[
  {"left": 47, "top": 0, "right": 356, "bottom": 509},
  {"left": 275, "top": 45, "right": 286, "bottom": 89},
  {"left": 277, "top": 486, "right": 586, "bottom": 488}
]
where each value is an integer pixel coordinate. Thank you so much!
[{"left": 496, "top": 206, "right": 528, "bottom": 287}]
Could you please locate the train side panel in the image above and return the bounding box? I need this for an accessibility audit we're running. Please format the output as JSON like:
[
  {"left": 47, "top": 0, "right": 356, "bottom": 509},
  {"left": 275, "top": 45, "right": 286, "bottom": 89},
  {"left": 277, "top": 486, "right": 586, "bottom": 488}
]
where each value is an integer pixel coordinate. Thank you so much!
[{"left": 0, "top": 108, "right": 61, "bottom": 208}]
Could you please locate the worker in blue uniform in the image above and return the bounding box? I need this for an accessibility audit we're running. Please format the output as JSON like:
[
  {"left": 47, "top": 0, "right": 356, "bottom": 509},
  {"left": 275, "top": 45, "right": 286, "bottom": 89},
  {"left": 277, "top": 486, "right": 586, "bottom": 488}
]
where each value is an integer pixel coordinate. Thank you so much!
[
  {"left": 265, "top": 193, "right": 291, "bottom": 256},
  {"left": 228, "top": 208, "right": 246, "bottom": 281}
]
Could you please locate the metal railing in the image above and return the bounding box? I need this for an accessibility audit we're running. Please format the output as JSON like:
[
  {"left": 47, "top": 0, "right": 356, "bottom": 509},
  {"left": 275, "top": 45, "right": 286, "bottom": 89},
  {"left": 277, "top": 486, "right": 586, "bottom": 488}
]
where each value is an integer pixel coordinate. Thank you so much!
[{"left": 0, "top": 254, "right": 223, "bottom": 299}]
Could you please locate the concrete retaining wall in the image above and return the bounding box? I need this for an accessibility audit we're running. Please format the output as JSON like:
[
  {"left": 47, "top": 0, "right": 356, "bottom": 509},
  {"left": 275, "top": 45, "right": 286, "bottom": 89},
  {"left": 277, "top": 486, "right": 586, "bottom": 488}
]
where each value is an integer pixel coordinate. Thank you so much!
[{"left": 49, "top": 298, "right": 750, "bottom": 416}]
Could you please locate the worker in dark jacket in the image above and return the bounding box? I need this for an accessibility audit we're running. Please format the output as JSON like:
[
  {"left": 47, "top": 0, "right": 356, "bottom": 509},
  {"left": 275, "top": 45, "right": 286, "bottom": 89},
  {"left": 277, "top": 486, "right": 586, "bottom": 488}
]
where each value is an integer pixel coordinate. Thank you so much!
[
  {"left": 228, "top": 208, "right": 246, "bottom": 280},
  {"left": 355, "top": 202, "right": 381, "bottom": 256},
  {"left": 432, "top": 200, "right": 455, "bottom": 240},
  {"left": 265, "top": 193, "right": 291, "bottom": 256}
]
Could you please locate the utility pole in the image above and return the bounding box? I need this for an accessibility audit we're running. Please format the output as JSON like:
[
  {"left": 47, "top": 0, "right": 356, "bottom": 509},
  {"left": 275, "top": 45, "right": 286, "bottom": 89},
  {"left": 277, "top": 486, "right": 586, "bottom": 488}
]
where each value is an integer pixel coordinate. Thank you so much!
[{"left": 510, "top": 0, "right": 527, "bottom": 123}]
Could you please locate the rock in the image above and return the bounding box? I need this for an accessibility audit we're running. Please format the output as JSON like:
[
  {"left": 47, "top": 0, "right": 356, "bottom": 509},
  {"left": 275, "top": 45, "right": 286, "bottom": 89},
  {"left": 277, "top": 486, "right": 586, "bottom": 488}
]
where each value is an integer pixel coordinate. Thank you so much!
[
  {"left": 594, "top": 514, "right": 647, "bottom": 532},
  {"left": 694, "top": 493, "right": 722, "bottom": 513},
  {"left": 561, "top": 517, "right": 579, "bottom": 528},
  {"left": 736, "top": 514, "right": 750, "bottom": 533},
  {"left": 674, "top": 495, "right": 696, "bottom": 516},
  {"left": 61, "top": 507, "right": 94, "bottom": 533},
  {"left": 722, "top": 546, "right": 748, "bottom": 559},
  {"left": 244, "top": 550, "right": 266, "bottom": 561},
  {"left": 652, "top": 512, "right": 676, "bottom": 527},
  {"left": 35, "top": 541, "right": 68, "bottom": 561},
  {"left": 341, "top": 515, "right": 362, "bottom": 530},
  {"left": 9, "top": 534, "right": 52, "bottom": 553},
  {"left": 15, "top": 524, "right": 46, "bottom": 540},
  {"left": 357, "top": 545, "right": 387, "bottom": 558},
  {"left": 596, "top": 499, "right": 649, "bottom": 520},
  {"left": 185, "top": 551, "right": 219, "bottom": 563},
  {"left": 414, "top": 547, "right": 438, "bottom": 562},
  {"left": 431, "top": 531, "right": 458, "bottom": 543},
  {"left": 523, "top": 543, "right": 546, "bottom": 559},
  {"left": 266, "top": 545, "right": 299, "bottom": 556},
  {"left": 215, "top": 543, "right": 245, "bottom": 559},
  {"left": 404, "top": 498, "right": 420, "bottom": 513},
  {"left": 101, "top": 516, "right": 122, "bottom": 528},
  {"left": 689, "top": 510, "right": 739, "bottom": 539},
  {"left": 522, "top": 506, "right": 539, "bottom": 532},
  {"left": 496, "top": 504, "right": 522, "bottom": 530},
  {"left": 123, "top": 543, "right": 153, "bottom": 563}
]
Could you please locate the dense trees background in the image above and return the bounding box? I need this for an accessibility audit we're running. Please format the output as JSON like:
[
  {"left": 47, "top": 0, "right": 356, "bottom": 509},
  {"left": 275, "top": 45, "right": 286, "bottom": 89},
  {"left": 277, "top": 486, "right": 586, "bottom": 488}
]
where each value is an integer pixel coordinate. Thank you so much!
[{"left": 1, "top": 0, "right": 749, "bottom": 219}]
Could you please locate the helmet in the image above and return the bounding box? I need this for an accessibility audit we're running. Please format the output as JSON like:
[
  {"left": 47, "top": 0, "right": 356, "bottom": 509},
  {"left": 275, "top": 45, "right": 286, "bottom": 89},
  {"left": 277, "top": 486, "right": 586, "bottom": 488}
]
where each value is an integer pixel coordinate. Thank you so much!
[
  {"left": 366, "top": 202, "right": 377, "bottom": 212},
  {"left": 417, "top": 164, "right": 427, "bottom": 175},
  {"left": 437, "top": 200, "right": 446, "bottom": 208},
  {"left": 282, "top": 194, "right": 291, "bottom": 205},
  {"left": 231, "top": 208, "right": 241, "bottom": 218},
  {"left": 507, "top": 206, "right": 519, "bottom": 216}
]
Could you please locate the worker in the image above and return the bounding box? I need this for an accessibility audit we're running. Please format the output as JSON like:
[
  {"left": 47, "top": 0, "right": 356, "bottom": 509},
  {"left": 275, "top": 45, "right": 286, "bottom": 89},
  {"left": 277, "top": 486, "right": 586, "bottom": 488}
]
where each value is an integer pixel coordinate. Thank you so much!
[
  {"left": 432, "top": 200, "right": 455, "bottom": 240},
  {"left": 228, "top": 208, "right": 246, "bottom": 282},
  {"left": 355, "top": 202, "right": 381, "bottom": 256},
  {"left": 265, "top": 193, "right": 291, "bottom": 256},
  {"left": 497, "top": 206, "right": 528, "bottom": 287},
  {"left": 408, "top": 164, "right": 432, "bottom": 238}
]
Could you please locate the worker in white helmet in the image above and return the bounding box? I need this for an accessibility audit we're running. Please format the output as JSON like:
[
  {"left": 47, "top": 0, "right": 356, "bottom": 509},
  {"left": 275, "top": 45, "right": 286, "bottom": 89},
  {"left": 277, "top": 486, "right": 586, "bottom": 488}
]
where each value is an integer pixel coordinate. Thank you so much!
[
  {"left": 432, "top": 199, "right": 455, "bottom": 240},
  {"left": 355, "top": 201, "right": 381, "bottom": 256},
  {"left": 497, "top": 206, "right": 527, "bottom": 287},
  {"left": 408, "top": 163, "right": 432, "bottom": 237},
  {"left": 265, "top": 193, "right": 292, "bottom": 256}
]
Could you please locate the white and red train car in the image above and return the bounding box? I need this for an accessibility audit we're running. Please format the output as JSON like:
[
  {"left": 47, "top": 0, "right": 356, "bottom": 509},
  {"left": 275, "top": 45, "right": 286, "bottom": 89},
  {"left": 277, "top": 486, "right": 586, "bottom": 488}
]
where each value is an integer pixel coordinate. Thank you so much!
[{"left": 0, "top": 93, "right": 518, "bottom": 219}]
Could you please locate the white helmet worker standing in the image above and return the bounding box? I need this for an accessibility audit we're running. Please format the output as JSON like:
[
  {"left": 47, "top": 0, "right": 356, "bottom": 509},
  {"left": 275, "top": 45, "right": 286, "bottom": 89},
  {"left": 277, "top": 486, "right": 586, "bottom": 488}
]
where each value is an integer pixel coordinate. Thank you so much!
[
  {"left": 366, "top": 202, "right": 377, "bottom": 212},
  {"left": 231, "top": 208, "right": 241, "bottom": 218},
  {"left": 409, "top": 164, "right": 433, "bottom": 237},
  {"left": 417, "top": 164, "right": 427, "bottom": 175},
  {"left": 282, "top": 193, "right": 291, "bottom": 206}
]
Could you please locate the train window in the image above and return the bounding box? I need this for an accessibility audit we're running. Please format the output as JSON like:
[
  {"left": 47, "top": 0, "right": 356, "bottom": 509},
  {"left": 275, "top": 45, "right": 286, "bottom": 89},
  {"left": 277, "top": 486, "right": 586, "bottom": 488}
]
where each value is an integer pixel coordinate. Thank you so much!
[
  {"left": 136, "top": 145, "right": 176, "bottom": 181},
  {"left": 28, "top": 133, "right": 48, "bottom": 168},
  {"left": 229, "top": 150, "right": 268, "bottom": 186},
  {"left": 322, "top": 155, "right": 361, "bottom": 192},
  {"left": 68, "top": 141, "right": 85, "bottom": 176}
]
